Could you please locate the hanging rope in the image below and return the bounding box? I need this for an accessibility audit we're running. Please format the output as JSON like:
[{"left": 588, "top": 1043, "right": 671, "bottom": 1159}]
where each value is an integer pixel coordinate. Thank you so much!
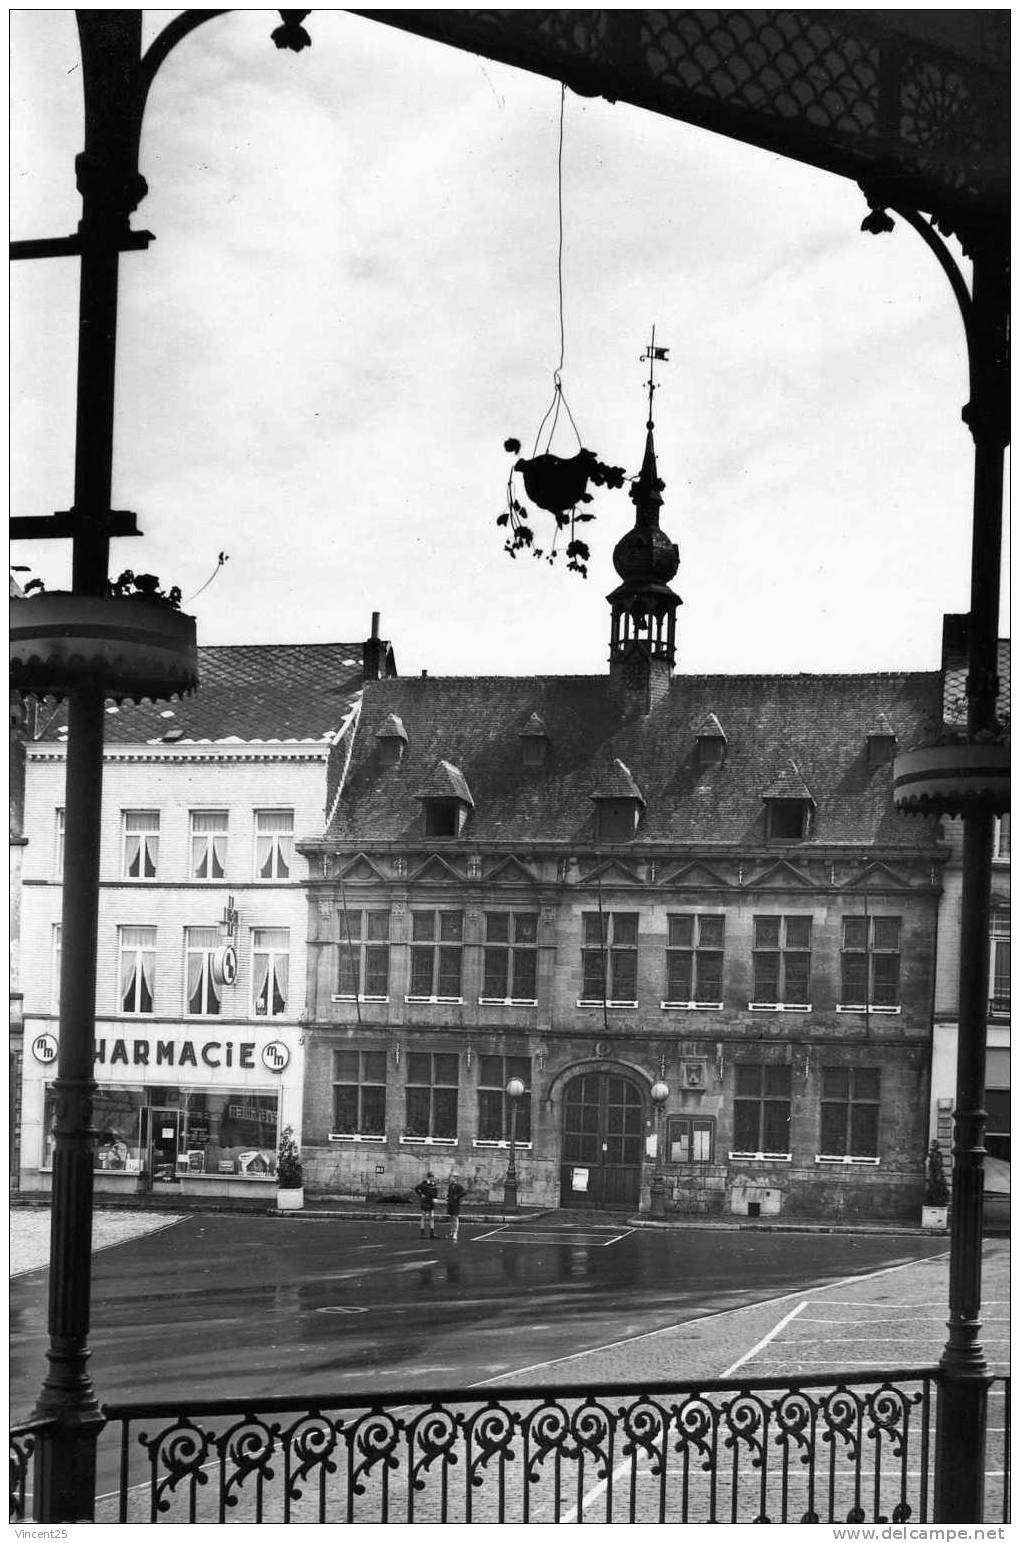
[
  {"left": 187, "top": 552, "right": 229, "bottom": 602},
  {"left": 531, "top": 85, "right": 582, "bottom": 459}
]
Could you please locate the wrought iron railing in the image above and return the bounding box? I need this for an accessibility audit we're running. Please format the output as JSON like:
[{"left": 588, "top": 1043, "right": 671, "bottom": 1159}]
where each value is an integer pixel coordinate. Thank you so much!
[{"left": 11, "top": 1371, "right": 1009, "bottom": 1524}]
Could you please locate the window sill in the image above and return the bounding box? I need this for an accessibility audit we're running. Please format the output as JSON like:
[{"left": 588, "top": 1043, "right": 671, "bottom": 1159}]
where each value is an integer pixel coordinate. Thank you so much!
[
  {"left": 814, "top": 1154, "right": 881, "bottom": 1166},
  {"left": 399, "top": 1135, "right": 457, "bottom": 1146},
  {"left": 727, "top": 1151, "right": 792, "bottom": 1163},
  {"left": 747, "top": 1003, "right": 811, "bottom": 1012},
  {"left": 472, "top": 1139, "right": 533, "bottom": 1151},
  {"left": 836, "top": 1004, "right": 901, "bottom": 1014},
  {"left": 331, "top": 994, "right": 390, "bottom": 1004},
  {"left": 404, "top": 996, "right": 465, "bottom": 1006},
  {"left": 478, "top": 998, "right": 538, "bottom": 1007},
  {"left": 577, "top": 1000, "right": 638, "bottom": 1010},
  {"left": 660, "top": 1001, "right": 724, "bottom": 1011},
  {"left": 328, "top": 1132, "right": 386, "bottom": 1143}
]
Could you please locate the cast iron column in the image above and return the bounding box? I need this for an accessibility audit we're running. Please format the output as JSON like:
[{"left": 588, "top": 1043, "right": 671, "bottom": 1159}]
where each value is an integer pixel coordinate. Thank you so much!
[{"left": 934, "top": 235, "right": 1008, "bottom": 1523}]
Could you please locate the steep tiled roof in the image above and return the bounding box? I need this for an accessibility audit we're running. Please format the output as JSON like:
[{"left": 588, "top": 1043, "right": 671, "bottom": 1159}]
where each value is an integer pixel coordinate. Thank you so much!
[
  {"left": 695, "top": 712, "right": 727, "bottom": 741},
  {"left": 376, "top": 713, "right": 408, "bottom": 743},
  {"left": 761, "top": 760, "right": 815, "bottom": 803},
  {"left": 32, "top": 644, "right": 365, "bottom": 745},
  {"left": 416, "top": 760, "right": 475, "bottom": 806},
  {"left": 327, "top": 671, "right": 945, "bottom": 848}
]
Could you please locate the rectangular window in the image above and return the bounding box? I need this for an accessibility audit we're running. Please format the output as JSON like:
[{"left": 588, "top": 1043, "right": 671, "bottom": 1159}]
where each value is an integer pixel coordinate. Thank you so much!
[
  {"left": 332, "top": 1049, "right": 387, "bottom": 1136},
  {"left": 477, "top": 1054, "right": 532, "bottom": 1142},
  {"left": 51, "top": 923, "right": 62, "bottom": 1012},
  {"left": 665, "top": 914, "right": 724, "bottom": 1004},
  {"left": 252, "top": 928, "right": 289, "bottom": 1017},
  {"left": 119, "top": 926, "right": 156, "bottom": 1014},
  {"left": 666, "top": 1116, "right": 715, "bottom": 1163},
  {"left": 581, "top": 911, "right": 638, "bottom": 1003},
  {"left": 994, "top": 814, "right": 1010, "bottom": 862},
  {"left": 752, "top": 916, "right": 811, "bottom": 1007},
  {"left": 254, "top": 809, "right": 294, "bottom": 880},
  {"left": 819, "top": 1067, "right": 880, "bottom": 1157},
  {"left": 185, "top": 926, "right": 222, "bottom": 1016},
  {"left": 840, "top": 916, "right": 901, "bottom": 1008},
  {"left": 337, "top": 908, "right": 391, "bottom": 998},
  {"left": 190, "top": 810, "right": 228, "bottom": 881},
  {"left": 408, "top": 910, "right": 463, "bottom": 1000},
  {"left": 404, "top": 1051, "right": 459, "bottom": 1140},
  {"left": 990, "top": 908, "right": 1010, "bottom": 1014},
  {"left": 54, "top": 808, "right": 65, "bottom": 880},
  {"left": 482, "top": 913, "right": 538, "bottom": 1001},
  {"left": 733, "top": 1064, "right": 792, "bottom": 1154},
  {"left": 123, "top": 810, "right": 159, "bottom": 880}
]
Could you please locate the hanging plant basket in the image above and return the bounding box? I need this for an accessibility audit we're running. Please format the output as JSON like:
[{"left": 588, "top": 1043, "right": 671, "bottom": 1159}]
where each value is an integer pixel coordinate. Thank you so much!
[
  {"left": 10, "top": 590, "right": 199, "bottom": 703},
  {"left": 892, "top": 741, "right": 1010, "bottom": 816},
  {"left": 499, "top": 440, "right": 625, "bottom": 577}
]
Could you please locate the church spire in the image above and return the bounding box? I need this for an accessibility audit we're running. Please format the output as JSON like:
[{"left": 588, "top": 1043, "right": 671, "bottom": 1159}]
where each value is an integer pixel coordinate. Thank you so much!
[{"left": 607, "top": 330, "right": 682, "bottom": 713}]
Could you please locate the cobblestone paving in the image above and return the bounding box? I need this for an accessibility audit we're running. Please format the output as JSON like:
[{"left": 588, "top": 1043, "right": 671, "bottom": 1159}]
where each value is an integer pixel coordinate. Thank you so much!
[{"left": 9, "top": 1207, "right": 183, "bottom": 1277}]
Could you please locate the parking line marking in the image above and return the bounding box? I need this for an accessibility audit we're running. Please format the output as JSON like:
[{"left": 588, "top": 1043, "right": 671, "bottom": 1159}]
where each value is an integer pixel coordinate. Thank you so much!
[
  {"left": 472, "top": 1227, "right": 631, "bottom": 1247},
  {"left": 722, "top": 1301, "right": 808, "bottom": 1378}
]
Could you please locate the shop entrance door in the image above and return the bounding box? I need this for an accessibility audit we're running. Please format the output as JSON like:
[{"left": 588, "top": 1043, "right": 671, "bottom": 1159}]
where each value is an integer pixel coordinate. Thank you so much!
[
  {"left": 143, "top": 1107, "right": 182, "bottom": 1185},
  {"left": 560, "top": 1072, "right": 644, "bottom": 1209}
]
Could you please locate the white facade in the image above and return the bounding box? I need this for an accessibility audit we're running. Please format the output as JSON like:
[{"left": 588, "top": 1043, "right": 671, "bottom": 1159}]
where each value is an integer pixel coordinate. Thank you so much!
[{"left": 19, "top": 738, "right": 335, "bottom": 1200}]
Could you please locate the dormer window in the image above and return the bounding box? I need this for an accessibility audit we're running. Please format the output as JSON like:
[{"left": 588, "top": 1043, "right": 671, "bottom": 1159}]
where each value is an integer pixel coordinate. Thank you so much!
[
  {"left": 519, "top": 711, "right": 550, "bottom": 769},
  {"left": 761, "top": 762, "right": 815, "bottom": 843},
  {"left": 694, "top": 713, "right": 727, "bottom": 767},
  {"left": 867, "top": 714, "right": 897, "bottom": 766},
  {"left": 376, "top": 713, "right": 408, "bottom": 768},
  {"left": 416, "top": 760, "right": 474, "bottom": 839},
  {"left": 592, "top": 759, "right": 645, "bottom": 843}
]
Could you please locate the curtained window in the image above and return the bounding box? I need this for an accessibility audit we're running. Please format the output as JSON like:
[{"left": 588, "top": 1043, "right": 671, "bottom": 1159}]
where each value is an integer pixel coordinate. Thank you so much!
[
  {"left": 190, "top": 811, "right": 228, "bottom": 880},
  {"left": 253, "top": 928, "right": 289, "bottom": 1017},
  {"left": 119, "top": 926, "right": 156, "bottom": 1014},
  {"left": 186, "top": 927, "right": 222, "bottom": 1016},
  {"left": 255, "top": 809, "right": 294, "bottom": 880},
  {"left": 123, "top": 810, "right": 159, "bottom": 879}
]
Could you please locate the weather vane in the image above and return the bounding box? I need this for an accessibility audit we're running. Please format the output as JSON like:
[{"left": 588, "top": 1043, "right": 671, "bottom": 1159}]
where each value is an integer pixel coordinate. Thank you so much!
[{"left": 640, "top": 327, "right": 670, "bottom": 428}]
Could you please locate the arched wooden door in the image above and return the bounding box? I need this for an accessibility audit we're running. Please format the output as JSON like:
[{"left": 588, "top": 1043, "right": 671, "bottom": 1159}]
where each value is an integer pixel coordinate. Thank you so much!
[{"left": 559, "top": 1072, "right": 644, "bottom": 1209}]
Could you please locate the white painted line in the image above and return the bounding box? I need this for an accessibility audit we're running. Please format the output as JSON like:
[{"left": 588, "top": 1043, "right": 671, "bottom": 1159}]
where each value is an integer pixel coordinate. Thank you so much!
[{"left": 722, "top": 1301, "right": 808, "bottom": 1378}]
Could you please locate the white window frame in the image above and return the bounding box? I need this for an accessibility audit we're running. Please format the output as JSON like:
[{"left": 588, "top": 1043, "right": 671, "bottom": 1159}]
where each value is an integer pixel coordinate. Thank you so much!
[
  {"left": 254, "top": 808, "right": 295, "bottom": 881},
  {"left": 252, "top": 927, "right": 290, "bottom": 1018},
  {"left": 51, "top": 923, "right": 62, "bottom": 1013},
  {"left": 122, "top": 809, "right": 159, "bottom": 881},
  {"left": 54, "top": 807, "right": 65, "bottom": 880},
  {"left": 993, "top": 814, "right": 1010, "bottom": 862},
  {"left": 118, "top": 925, "right": 157, "bottom": 1016},
  {"left": 190, "top": 809, "right": 229, "bottom": 882},
  {"left": 184, "top": 927, "right": 223, "bottom": 1017}
]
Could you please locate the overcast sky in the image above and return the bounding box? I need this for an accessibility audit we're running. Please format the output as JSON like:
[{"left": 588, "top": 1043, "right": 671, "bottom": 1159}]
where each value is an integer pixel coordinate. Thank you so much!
[{"left": 10, "top": 10, "right": 1009, "bottom": 680}]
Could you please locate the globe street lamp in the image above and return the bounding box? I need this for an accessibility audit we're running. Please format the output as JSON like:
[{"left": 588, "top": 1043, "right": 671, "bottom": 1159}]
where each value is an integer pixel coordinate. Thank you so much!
[
  {"left": 503, "top": 1076, "right": 526, "bottom": 1213},
  {"left": 649, "top": 1077, "right": 670, "bottom": 1219}
]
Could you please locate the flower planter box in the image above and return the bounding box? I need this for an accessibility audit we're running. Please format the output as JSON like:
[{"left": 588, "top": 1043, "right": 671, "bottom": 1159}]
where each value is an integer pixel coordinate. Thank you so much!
[
  {"left": 921, "top": 1204, "right": 949, "bottom": 1232},
  {"left": 276, "top": 1186, "right": 304, "bottom": 1212},
  {"left": 892, "top": 742, "right": 1010, "bottom": 816},
  {"left": 10, "top": 591, "right": 198, "bottom": 702}
]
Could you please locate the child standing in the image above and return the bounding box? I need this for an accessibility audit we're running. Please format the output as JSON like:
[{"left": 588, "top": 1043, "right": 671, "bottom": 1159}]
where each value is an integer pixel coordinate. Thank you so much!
[
  {"left": 414, "top": 1171, "right": 438, "bottom": 1238},
  {"left": 445, "top": 1173, "right": 467, "bottom": 1241}
]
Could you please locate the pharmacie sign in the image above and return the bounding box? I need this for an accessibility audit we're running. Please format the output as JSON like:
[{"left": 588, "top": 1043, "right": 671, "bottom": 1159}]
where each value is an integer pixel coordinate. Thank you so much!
[{"left": 93, "top": 1034, "right": 289, "bottom": 1072}]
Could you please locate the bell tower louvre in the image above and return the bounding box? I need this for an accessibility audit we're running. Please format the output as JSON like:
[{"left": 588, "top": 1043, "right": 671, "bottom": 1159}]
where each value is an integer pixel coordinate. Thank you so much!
[{"left": 608, "top": 333, "right": 681, "bottom": 714}]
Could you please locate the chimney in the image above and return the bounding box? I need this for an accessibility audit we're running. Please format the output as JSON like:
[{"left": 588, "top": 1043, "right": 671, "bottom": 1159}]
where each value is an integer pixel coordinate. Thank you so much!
[{"left": 362, "top": 611, "right": 390, "bottom": 682}]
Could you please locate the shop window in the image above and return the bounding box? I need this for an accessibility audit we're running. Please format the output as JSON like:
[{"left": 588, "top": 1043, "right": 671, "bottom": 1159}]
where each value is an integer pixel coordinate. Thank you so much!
[
  {"left": 404, "top": 1051, "right": 459, "bottom": 1140},
  {"left": 482, "top": 913, "right": 538, "bottom": 1002},
  {"left": 476, "top": 1055, "right": 532, "bottom": 1143},
  {"left": 119, "top": 925, "right": 156, "bottom": 1015},
  {"left": 751, "top": 916, "right": 811, "bottom": 1008},
  {"left": 254, "top": 809, "right": 294, "bottom": 880},
  {"left": 252, "top": 928, "right": 289, "bottom": 1017},
  {"left": 819, "top": 1067, "right": 880, "bottom": 1157},
  {"left": 333, "top": 1049, "right": 387, "bottom": 1137},
  {"left": 43, "top": 1084, "right": 280, "bottom": 1178},
  {"left": 666, "top": 1116, "right": 715, "bottom": 1163},
  {"left": 122, "top": 809, "right": 159, "bottom": 880},
  {"left": 664, "top": 914, "right": 724, "bottom": 1005},
  {"left": 54, "top": 807, "right": 65, "bottom": 880},
  {"left": 185, "top": 927, "right": 222, "bottom": 1016},
  {"left": 337, "top": 908, "right": 391, "bottom": 998},
  {"left": 733, "top": 1064, "right": 792, "bottom": 1155},
  {"left": 190, "top": 810, "right": 228, "bottom": 881},
  {"left": 839, "top": 916, "right": 901, "bottom": 1009},
  {"left": 408, "top": 910, "right": 463, "bottom": 1000},
  {"left": 580, "top": 912, "right": 638, "bottom": 1004},
  {"left": 990, "top": 908, "right": 1010, "bottom": 1015}
]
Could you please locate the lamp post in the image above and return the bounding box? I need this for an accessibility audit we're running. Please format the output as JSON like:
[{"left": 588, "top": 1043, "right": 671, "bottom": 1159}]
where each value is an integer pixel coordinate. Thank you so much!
[
  {"left": 503, "top": 1076, "right": 526, "bottom": 1213},
  {"left": 649, "top": 1077, "right": 670, "bottom": 1219}
]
